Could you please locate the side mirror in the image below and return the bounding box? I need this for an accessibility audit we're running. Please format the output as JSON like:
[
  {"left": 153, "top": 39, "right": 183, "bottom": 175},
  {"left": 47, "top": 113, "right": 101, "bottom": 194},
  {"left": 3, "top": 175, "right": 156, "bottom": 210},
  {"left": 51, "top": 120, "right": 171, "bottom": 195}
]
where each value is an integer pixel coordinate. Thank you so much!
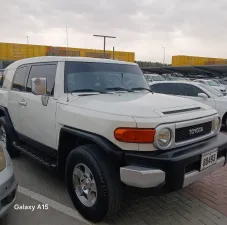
[
  {"left": 31, "top": 78, "right": 47, "bottom": 95},
  {"left": 198, "top": 93, "right": 208, "bottom": 99}
]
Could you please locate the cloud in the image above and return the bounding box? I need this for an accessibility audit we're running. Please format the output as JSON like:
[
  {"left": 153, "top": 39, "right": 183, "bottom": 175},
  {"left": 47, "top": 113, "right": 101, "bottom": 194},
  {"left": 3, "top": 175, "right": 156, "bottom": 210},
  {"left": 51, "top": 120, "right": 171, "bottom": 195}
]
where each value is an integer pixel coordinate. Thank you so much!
[{"left": 1, "top": 0, "right": 227, "bottom": 62}]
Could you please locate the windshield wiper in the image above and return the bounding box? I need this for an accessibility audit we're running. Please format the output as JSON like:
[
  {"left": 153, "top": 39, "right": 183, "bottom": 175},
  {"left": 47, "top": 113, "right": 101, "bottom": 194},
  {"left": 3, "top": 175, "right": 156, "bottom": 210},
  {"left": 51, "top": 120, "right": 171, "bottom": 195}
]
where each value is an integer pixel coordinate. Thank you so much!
[
  {"left": 105, "top": 87, "right": 133, "bottom": 92},
  {"left": 70, "top": 89, "right": 107, "bottom": 94},
  {"left": 130, "top": 87, "right": 153, "bottom": 93}
]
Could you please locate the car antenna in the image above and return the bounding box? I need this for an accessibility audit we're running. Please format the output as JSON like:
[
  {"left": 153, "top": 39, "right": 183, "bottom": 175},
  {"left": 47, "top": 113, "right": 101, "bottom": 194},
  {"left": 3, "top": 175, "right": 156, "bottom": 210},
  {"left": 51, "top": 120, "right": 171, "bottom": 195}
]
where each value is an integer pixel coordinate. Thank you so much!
[{"left": 65, "top": 25, "right": 69, "bottom": 102}]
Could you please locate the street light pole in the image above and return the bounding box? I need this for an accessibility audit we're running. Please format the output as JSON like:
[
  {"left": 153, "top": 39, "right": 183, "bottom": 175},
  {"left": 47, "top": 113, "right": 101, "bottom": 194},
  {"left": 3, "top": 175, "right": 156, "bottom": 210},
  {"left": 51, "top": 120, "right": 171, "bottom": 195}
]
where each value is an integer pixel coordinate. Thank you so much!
[
  {"left": 93, "top": 34, "right": 116, "bottom": 58},
  {"left": 26, "top": 36, "right": 29, "bottom": 44},
  {"left": 162, "top": 46, "right": 165, "bottom": 66}
]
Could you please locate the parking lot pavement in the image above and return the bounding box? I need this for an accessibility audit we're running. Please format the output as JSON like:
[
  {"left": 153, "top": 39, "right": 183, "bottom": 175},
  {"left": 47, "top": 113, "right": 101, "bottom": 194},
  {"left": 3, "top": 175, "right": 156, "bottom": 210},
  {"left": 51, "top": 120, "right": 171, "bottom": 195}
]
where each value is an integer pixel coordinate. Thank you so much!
[
  {"left": 185, "top": 133, "right": 227, "bottom": 217},
  {"left": 0, "top": 192, "right": 88, "bottom": 225},
  {"left": 0, "top": 133, "right": 227, "bottom": 225}
]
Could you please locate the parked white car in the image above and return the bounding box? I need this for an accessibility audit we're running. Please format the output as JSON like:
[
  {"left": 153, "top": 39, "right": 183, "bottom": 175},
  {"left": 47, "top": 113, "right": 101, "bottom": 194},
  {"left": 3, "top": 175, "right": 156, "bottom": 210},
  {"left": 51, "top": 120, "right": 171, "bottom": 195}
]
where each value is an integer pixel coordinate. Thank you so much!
[
  {"left": 194, "top": 79, "right": 226, "bottom": 95},
  {"left": 0, "top": 141, "right": 17, "bottom": 218},
  {"left": 144, "top": 74, "right": 165, "bottom": 85},
  {"left": 150, "top": 81, "right": 227, "bottom": 128}
]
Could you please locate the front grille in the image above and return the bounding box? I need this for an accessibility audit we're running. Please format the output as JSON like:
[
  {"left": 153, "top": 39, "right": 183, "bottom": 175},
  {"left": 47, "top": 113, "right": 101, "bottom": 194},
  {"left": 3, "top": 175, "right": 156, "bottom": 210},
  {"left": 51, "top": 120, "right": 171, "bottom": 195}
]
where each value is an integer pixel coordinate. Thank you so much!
[{"left": 175, "top": 121, "right": 212, "bottom": 143}]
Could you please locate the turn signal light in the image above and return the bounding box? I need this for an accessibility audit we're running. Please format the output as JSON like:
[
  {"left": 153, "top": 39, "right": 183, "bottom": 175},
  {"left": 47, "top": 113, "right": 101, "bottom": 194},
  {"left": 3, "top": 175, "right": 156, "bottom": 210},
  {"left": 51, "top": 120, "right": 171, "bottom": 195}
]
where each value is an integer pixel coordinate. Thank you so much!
[{"left": 114, "top": 128, "right": 156, "bottom": 143}]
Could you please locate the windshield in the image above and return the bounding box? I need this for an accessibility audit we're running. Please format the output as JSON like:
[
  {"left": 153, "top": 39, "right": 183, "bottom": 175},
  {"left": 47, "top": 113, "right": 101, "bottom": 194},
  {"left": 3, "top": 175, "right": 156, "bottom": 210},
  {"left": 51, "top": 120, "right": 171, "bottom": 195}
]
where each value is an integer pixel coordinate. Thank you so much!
[
  {"left": 65, "top": 61, "right": 149, "bottom": 93},
  {"left": 207, "top": 80, "right": 218, "bottom": 86},
  {"left": 198, "top": 83, "right": 224, "bottom": 97},
  {"left": 212, "top": 80, "right": 221, "bottom": 86}
]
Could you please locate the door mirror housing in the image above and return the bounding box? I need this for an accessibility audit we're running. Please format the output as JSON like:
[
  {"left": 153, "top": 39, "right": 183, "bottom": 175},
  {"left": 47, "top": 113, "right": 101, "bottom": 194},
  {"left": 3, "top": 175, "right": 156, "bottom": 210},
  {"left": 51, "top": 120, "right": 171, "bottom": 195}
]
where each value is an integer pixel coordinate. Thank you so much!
[
  {"left": 31, "top": 78, "right": 47, "bottom": 95},
  {"left": 198, "top": 93, "right": 208, "bottom": 99}
]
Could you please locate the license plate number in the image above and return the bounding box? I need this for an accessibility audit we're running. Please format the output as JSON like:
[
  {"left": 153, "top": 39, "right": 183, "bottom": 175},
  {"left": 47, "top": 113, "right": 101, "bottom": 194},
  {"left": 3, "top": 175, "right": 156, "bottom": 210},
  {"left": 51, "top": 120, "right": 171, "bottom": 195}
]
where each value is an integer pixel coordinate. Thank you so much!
[{"left": 200, "top": 149, "right": 218, "bottom": 171}]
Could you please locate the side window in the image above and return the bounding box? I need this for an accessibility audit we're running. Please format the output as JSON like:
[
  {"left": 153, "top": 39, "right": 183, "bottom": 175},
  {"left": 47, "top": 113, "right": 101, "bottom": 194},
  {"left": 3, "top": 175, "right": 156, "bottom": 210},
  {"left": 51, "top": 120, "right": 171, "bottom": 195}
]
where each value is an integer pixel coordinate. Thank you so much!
[
  {"left": 12, "top": 66, "right": 28, "bottom": 91},
  {"left": 175, "top": 84, "right": 205, "bottom": 97},
  {"left": 26, "top": 64, "right": 57, "bottom": 95},
  {"left": 150, "top": 83, "right": 176, "bottom": 95}
]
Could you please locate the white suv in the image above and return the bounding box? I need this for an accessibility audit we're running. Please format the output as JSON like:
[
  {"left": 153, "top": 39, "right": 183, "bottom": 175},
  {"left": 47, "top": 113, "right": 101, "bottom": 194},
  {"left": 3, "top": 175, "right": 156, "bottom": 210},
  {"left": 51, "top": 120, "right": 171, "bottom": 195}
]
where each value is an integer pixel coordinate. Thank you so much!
[{"left": 0, "top": 56, "right": 226, "bottom": 222}]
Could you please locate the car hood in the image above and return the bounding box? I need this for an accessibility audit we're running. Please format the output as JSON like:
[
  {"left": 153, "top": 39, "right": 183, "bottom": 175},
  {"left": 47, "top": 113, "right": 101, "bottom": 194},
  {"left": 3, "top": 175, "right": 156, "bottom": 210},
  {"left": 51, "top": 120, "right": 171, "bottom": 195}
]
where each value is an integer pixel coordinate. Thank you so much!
[
  {"left": 67, "top": 92, "right": 210, "bottom": 118},
  {"left": 214, "top": 86, "right": 226, "bottom": 91},
  {"left": 215, "top": 95, "right": 227, "bottom": 101}
]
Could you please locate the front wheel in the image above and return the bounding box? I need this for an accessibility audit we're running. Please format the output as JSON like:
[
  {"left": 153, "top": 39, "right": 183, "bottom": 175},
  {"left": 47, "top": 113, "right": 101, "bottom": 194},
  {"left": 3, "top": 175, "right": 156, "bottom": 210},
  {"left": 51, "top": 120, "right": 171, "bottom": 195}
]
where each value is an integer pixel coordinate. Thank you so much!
[{"left": 65, "top": 144, "right": 122, "bottom": 222}]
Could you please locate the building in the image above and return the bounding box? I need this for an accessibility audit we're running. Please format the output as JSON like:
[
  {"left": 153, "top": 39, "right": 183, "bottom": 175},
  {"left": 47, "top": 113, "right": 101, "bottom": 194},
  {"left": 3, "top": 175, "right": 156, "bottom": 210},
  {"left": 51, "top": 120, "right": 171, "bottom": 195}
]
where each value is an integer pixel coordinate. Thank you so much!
[
  {"left": 172, "top": 55, "right": 227, "bottom": 66},
  {"left": 0, "top": 42, "right": 135, "bottom": 69}
]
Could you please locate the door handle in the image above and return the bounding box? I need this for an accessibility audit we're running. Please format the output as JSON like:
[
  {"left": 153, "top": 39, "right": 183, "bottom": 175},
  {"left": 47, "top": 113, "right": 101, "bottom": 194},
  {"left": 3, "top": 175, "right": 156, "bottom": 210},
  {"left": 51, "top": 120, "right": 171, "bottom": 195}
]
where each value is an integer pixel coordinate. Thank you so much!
[{"left": 18, "top": 100, "right": 27, "bottom": 106}]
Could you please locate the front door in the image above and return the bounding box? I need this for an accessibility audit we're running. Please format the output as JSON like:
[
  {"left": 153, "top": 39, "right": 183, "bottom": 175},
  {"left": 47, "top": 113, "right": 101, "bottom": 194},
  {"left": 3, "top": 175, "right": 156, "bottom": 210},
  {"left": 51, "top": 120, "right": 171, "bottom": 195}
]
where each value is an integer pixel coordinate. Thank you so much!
[{"left": 175, "top": 83, "right": 216, "bottom": 109}]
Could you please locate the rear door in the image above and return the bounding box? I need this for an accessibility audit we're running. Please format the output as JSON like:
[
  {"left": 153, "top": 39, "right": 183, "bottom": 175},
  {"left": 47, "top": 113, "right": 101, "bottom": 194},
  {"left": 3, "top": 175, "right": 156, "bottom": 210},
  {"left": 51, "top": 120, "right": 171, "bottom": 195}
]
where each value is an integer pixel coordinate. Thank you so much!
[
  {"left": 18, "top": 62, "right": 58, "bottom": 150},
  {"left": 7, "top": 65, "right": 30, "bottom": 132}
]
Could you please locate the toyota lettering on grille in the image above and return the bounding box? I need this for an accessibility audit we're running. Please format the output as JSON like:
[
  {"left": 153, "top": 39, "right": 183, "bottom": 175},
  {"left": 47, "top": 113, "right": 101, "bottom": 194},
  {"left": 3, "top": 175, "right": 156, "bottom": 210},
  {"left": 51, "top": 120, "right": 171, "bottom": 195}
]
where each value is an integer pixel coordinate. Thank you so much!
[{"left": 189, "top": 127, "right": 204, "bottom": 135}]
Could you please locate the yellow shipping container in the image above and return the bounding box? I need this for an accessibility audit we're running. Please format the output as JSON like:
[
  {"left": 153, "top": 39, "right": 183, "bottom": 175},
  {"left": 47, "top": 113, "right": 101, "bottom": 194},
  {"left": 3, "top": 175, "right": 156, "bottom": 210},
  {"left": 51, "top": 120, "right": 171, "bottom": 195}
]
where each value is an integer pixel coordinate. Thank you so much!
[
  {"left": 0, "top": 42, "right": 135, "bottom": 63},
  {"left": 172, "top": 55, "right": 227, "bottom": 66}
]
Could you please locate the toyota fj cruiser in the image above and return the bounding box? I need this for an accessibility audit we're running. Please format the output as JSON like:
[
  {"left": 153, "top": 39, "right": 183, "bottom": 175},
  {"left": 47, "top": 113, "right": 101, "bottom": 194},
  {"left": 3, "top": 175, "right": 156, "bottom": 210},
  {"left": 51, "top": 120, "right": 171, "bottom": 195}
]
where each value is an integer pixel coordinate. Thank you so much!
[{"left": 0, "top": 56, "right": 226, "bottom": 222}]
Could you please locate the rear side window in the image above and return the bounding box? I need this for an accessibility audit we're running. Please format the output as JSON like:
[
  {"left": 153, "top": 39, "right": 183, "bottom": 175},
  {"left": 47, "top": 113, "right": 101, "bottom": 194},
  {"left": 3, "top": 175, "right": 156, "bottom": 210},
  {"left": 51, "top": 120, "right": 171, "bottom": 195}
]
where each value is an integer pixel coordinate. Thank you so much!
[
  {"left": 26, "top": 64, "right": 57, "bottom": 95},
  {"left": 12, "top": 66, "right": 29, "bottom": 91},
  {"left": 150, "top": 83, "right": 176, "bottom": 95}
]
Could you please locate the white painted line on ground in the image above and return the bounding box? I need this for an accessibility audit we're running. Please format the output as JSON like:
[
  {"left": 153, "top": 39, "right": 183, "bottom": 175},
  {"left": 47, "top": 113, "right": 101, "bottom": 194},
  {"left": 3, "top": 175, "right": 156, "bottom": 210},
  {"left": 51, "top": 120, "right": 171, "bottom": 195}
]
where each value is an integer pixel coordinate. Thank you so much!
[{"left": 18, "top": 186, "right": 96, "bottom": 225}]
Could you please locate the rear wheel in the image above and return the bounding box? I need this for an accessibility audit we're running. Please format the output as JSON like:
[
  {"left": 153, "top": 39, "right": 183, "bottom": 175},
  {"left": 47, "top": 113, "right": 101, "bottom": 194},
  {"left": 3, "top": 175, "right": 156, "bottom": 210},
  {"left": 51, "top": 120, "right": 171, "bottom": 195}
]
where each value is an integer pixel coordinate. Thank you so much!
[
  {"left": 65, "top": 144, "right": 122, "bottom": 222},
  {"left": 0, "top": 117, "right": 20, "bottom": 157},
  {"left": 222, "top": 113, "right": 227, "bottom": 131}
]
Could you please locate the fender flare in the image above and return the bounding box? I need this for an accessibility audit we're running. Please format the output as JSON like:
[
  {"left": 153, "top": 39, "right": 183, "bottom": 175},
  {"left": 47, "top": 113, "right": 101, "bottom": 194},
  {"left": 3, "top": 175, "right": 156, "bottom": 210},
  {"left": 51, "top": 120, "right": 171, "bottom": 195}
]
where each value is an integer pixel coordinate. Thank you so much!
[{"left": 59, "top": 126, "right": 124, "bottom": 160}]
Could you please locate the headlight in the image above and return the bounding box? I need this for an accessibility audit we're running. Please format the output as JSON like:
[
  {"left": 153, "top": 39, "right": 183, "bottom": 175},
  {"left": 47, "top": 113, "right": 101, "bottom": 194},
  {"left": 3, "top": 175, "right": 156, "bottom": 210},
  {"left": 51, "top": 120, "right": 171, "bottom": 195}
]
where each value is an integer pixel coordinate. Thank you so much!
[
  {"left": 156, "top": 128, "right": 172, "bottom": 148},
  {"left": 213, "top": 116, "right": 221, "bottom": 132},
  {"left": 0, "top": 144, "right": 6, "bottom": 172}
]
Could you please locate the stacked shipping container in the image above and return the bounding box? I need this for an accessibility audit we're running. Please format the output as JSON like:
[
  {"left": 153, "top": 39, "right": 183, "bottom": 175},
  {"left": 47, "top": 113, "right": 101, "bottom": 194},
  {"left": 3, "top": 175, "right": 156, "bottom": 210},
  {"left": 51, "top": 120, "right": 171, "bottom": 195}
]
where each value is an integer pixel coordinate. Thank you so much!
[{"left": 0, "top": 42, "right": 135, "bottom": 63}]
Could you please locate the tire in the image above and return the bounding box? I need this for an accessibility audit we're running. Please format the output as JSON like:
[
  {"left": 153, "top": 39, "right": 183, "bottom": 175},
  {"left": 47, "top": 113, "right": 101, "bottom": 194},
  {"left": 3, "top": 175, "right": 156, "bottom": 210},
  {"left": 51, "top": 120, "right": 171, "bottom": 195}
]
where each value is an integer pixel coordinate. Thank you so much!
[
  {"left": 65, "top": 144, "right": 122, "bottom": 222},
  {"left": 223, "top": 114, "right": 227, "bottom": 131},
  {"left": 0, "top": 117, "right": 20, "bottom": 158}
]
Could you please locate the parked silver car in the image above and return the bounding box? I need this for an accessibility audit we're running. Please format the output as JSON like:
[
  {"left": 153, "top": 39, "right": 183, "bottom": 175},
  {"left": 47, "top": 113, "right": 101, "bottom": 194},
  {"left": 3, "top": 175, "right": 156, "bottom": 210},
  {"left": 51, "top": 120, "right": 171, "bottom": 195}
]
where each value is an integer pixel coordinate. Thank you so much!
[{"left": 0, "top": 142, "right": 17, "bottom": 218}]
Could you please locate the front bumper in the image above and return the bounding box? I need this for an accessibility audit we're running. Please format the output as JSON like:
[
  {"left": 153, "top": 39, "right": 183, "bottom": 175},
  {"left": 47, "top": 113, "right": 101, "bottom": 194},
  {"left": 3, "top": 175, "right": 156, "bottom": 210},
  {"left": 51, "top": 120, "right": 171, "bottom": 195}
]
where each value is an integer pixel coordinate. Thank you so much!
[
  {"left": 120, "top": 133, "right": 227, "bottom": 193},
  {"left": 0, "top": 147, "right": 18, "bottom": 218}
]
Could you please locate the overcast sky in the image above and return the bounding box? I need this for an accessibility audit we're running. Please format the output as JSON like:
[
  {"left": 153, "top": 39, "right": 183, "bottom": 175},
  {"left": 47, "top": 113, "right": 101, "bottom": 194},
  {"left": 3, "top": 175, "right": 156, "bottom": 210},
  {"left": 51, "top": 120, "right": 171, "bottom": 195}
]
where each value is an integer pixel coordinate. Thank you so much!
[{"left": 1, "top": 0, "right": 227, "bottom": 63}]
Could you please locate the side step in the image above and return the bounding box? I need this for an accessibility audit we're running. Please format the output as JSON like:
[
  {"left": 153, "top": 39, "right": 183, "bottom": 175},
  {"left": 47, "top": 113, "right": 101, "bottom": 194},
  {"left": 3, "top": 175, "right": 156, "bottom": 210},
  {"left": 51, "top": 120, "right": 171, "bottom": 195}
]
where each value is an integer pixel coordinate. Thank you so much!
[{"left": 13, "top": 142, "right": 57, "bottom": 171}]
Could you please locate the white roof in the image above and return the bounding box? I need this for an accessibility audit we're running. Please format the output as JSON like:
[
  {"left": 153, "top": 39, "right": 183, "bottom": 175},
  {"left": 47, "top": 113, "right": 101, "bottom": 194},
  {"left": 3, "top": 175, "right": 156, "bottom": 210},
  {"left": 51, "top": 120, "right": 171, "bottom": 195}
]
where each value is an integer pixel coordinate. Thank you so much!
[
  {"left": 149, "top": 80, "right": 199, "bottom": 85},
  {"left": 6, "top": 56, "right": 137, "bottom": 69},
  {"left": 194, "top": 79, "right": 209, "bottom": 81},
  {"left": 144, "top": 73, "right": 161, "bottom": 76}
]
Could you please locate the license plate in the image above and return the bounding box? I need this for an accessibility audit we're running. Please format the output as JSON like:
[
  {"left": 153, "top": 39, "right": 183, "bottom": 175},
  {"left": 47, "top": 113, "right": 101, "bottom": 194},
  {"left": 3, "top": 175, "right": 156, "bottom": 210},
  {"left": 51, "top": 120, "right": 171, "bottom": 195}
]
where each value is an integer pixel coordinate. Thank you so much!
[{"left": 200, "top": 149, "right": 218, "bottom": 171}]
